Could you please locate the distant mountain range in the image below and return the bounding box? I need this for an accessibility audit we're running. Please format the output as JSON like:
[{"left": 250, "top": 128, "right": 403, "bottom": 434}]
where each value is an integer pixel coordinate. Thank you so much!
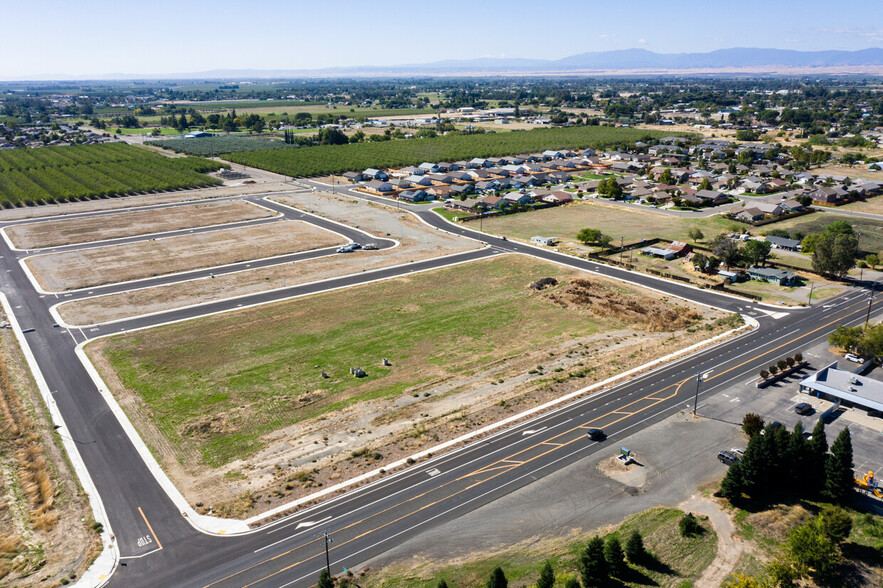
[{"left": 12, "top": 48, "right": 883, "bottom": 80}]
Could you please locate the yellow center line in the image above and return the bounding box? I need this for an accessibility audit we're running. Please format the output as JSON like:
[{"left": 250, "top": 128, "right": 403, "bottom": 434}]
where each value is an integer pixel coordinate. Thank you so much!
[
  {"left": 212, "top": 298, "right": 873, "bottom": 587},
  {"left": 138, "top": 506, "right": 163, "bottom": 551}
]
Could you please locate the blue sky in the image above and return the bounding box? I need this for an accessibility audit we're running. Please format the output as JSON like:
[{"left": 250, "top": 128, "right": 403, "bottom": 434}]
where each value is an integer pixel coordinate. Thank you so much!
[{"left": 5, "top": 0, "right": 882, "bottom": 78}]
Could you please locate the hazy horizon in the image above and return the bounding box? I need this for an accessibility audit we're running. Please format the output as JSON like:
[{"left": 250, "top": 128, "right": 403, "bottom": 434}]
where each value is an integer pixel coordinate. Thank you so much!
[{"left": 7, "top": 0, "right": 883, "bottom": 79}]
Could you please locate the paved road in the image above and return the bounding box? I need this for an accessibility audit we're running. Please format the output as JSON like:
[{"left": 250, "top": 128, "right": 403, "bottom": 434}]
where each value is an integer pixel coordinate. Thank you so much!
[{"left": 0, "top": 183, "right": 879, "bottom": 588}]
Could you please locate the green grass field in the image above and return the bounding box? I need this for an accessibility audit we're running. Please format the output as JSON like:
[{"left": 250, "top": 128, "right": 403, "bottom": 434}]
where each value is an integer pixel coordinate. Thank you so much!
[
  {"left": 482, "top": 202, "right": 742, "bottom": 245},
  {"left": 92, "top": 256, "right": 629, "bottom": 468},
  {"left": 0, "top": 143, "right": 225, "bottom": 207},
  {"left": 222, "top": 126, "right": 676, "bottom": 178},
  {"left": 362, "top": 507, "right": 718, "bottom": 588}
]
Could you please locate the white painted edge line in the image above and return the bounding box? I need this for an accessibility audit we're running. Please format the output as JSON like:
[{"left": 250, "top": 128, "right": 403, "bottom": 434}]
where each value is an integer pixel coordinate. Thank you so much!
[
  {"left": 0, "top": 293, "right": 119, "bottom": 588},
  {"left": 69, "top": 252, "right": 503, "bottom": 537},
  {"left": 244, "top": 314, "right": 758, "bottom": 526},
  {"left": 2, "top": 200, "right": 284, "bottom": 253},
  {"left": 22, "top": 218, "right": 356, "bottom": 296}
]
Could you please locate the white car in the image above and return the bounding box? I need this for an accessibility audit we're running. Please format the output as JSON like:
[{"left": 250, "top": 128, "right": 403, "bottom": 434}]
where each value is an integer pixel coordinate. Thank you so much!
[{"left": 845, "top": 353, "right": 864, "bottom": 363}]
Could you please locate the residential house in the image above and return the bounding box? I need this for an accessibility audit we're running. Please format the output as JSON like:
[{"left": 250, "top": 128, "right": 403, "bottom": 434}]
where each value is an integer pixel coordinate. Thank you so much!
[
  {"left": 450, "top": 184, "right": 473, "bottom": 197},
  {"left": 363, "top": 180, "right": 394, "bottom": 194},
  {"left": 503, "top": 192, "right": 533, "bottom": 205},
  {"left": 747, "top": 266, "right": 797, "bottom": 286},
  {"left": 363, "top": 168, "right": 388, "bottom": 181},
  {"left": 542, "top": 191, "right": 573, "bottom": 204},
  {"left": 480, "top": 195, "right": 507, "bottom": 209},
  {"left": 764, "top": 236, "right": 801, "bottom": 251},
  {"left": 342, "top": 171, "right": 363, "bottom": 182},
  {"left": 694, "top": 189, "right": 729, "bottom": 205},
  {"left": 531, "top": 236, "right": 558, "bottom": 246}
]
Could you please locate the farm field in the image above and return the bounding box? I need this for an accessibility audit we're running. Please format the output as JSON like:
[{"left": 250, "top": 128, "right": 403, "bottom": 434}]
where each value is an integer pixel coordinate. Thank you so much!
[
  {"left": 222, "top": 126, "right": 677, "bottom": 177},
  {"left": 839, "top": 195, "right": 883, "bottom": 216},
  {"left": 0, "top": 143, "right": 225, "bottom": 207},
  {"left": 5, "top": 200, "right": 276, "bottom": 249},
  {"left": 480, "top": 201, "right": 741, "bottom": 246},
  {"left": 148, "top": 135, "right": 293, "bottom": 157},
  {"left": 25, "top": 220, "right": 343, "bottom": 291},
  {"left": 86, "top": 255, "right": 728, "bottom": 515}
]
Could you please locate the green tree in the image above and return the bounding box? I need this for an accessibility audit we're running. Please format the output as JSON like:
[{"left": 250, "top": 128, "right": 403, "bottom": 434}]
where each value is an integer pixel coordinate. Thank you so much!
[
  {"left": 828, "top": 325, "right": 862, "bottom": 353},
  {"left": 318, "top": 569, "right": 334, "bottom": 588},
  {"left": 786, "top": 421, "right": 810, "bottom": 490},
  {"left": 711, "top": 234, "right": 742, "bottom": 268},
  {"left": 812, "top": 232, "right": 858, "bottom": 277},
  {"left": 692, "top": 252, "right": 709, "bottom": 272},
  {"left": 688, "top": 227, "right": 705, "bottom": 242},
  {"left": 580, "top": 537, "right": 608, "bottom": 588},
  {"left": 809, "top": 419, "right": 828, "bottom": 496},
  {"left": 536, "top": 560, "right": 554, "bottom": 588},
  {"left": 577, "top": 228, "right": 602, "bottom": 245},
  {"left": 659, "top": 168, "right": 674, "bottom": 184},
  {"left": 698, "top": 177, "right": 713, "bottom": 191},
  {"left": 607, "top": 177, "right": 624, "bottom": 199},
  {"left": 819, "top": 506, "right": 853, "bottom": 543},
  {"left": 742, "top": 413, "right": 764, "bottom": 437},
  {"left": 742, "top": 240, "right": 773, "bottom": 266},
  {"left": 349, "top": 130, "right": 365, "bottom": 143},
  {"left": 786, "top": 517, "right": 840, "bottom": 581},
  {"left": 624, "top": 530, "right": 645, "bottom": 563},
  {"left": 679, "top": 512, "right": 703, "bottom": 537},
  {"left": 437, "top": 580, "right": 448, "bottom": 588},
  {"left": 823, "top": 428, "right": 854, "bottom": 504},
  {"left": 604, "top": 537, "right": 626, "bottom": 576},
  {"left": 563, "top": 578, "right": 580, "bottom": 588},
  {"left": 487, "top": 567, "right": 507, "bottom": 588}
]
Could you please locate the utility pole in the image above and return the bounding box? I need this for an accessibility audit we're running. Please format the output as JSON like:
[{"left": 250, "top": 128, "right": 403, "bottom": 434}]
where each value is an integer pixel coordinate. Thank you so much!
[
  {"left": 619, "top": 236, "right": 624, "bottom": 265},
  {"left": 807, "top": 281, "right": 814, "bottom": 306},
  {"left": 322, "top": 530, "right": 332, "bottom": 576},
  {"left": 865, "top": 283, "right": 876, "bottom": 328},
  {"left": 693, "top": 372, "right": 702, "bottom": 416}
]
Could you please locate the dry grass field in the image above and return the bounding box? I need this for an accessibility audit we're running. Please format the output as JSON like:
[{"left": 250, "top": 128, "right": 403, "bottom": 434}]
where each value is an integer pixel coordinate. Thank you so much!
[
  {"left": 5, "top": 200, "right": 275, "bottom": 249},
  {"left": 25, "top": 220, "right": 344, "bottom": 291}
]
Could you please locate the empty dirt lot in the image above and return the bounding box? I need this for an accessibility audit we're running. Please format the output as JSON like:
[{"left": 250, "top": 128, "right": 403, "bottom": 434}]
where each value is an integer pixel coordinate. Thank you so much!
[
  {"left": 86, "top": 254, "right": 738, "bottom": 518},
  {"left": 57, "top": 192, "right": 480, "bottom": 325},
  {"left": 26, "top": 220, "right": 345, "bottom": 291},
  {"left": 4, "top": 199, "right": 276, "bottom": 249}
]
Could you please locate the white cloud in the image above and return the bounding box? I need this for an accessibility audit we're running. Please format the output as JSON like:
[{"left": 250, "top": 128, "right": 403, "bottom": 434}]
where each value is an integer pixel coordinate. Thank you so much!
[
  {"left": 637, "top": 38, "right": 647, "bottom": 45},
  {"left": 814, "top": 27, "right": 883, "bottom": 43}
]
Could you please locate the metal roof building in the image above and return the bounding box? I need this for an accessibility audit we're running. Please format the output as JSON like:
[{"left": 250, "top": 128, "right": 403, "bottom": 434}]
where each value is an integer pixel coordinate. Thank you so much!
[{"left": 799, "top": 362, "right": 883, "bottom": 413}]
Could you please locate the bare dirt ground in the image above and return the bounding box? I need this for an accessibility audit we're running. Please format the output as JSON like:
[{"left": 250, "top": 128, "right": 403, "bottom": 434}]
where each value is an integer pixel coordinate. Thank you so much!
[
  {"left": 0, "top": 181, "right": 292, "bottom": 223},
  {"left": 27, "top": 220, "right": 344, "bottom": 292},
  {"left": 86, "top": 273, "right": 735, "bottom": 521},
  {"left": 0, "top": 318, "right": 101, "bottom": 585},
  {"left": 57, "top": 192, "right": 480, "bottom": 325},
  {"left": 5, "top": 200, "right": 276, "bottom": 249},
  {"left": 680, "top": 494, "right": 744, "bottom": 587}
]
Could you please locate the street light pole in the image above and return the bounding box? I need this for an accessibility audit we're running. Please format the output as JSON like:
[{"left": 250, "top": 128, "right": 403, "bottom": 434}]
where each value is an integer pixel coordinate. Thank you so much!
[
  {"left": 807, "top": 282, "right": 814, "bottom": 306},
  {"left": 323, "top": 530, "right": 332, "bottom": 576},
  {"left": 865, "top": 283, "right": 876, "bottom": 328},
  {"left": 693, "top": 373, "right": 702, "bottom": 416}
]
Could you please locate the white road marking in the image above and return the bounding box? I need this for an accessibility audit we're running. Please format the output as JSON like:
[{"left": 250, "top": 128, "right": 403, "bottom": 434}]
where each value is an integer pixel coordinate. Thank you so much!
[
  {"left": 522, "top": 427, "right": 547, "bottom": 436},
  {"left": 426, "top": 468, "right": 441, "bottom": 477},
  {"left": 294, "top": 515, "right": 332, "bottom": 531}
]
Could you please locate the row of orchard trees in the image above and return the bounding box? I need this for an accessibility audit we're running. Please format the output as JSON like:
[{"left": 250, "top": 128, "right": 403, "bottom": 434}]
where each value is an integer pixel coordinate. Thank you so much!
[{"left": 0, "top": 144, "right": 224, "bottom": 207}]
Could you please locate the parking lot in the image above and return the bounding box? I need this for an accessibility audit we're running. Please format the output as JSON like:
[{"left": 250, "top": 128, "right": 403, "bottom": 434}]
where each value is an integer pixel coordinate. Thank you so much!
[{"left": 699, "top": 336, "right": 883, "bottom": 491}]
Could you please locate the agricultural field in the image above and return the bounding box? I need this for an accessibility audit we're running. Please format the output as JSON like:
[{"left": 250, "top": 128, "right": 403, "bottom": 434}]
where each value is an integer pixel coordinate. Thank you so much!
[
  {"left": 148, "top": 135, "right": 293, "bottom": 157},
  {"left": 86, "top": 255, "right": 727, "bottom": 515},
  {"left": 480, "top": 201, "right": 742, "bottom": 246},
  {"left": 0, "top": 143, "right": 226, "bottom": 207},
  {"left": 222, "top": 126, "right": 677, "bottom": 178}
]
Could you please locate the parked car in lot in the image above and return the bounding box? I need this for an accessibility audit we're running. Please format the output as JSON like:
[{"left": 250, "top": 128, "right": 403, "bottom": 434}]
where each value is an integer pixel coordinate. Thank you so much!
[
  {"left": 718, "top": 450, "right": 741, "bottom": 466},
  {"left": 845, "top": 353, "right": 864, "bottom": 363},
  {"left": 586, "top": 428, "right": 606, "bottom": 441},
  {"left": 794, "top": 402, "right": 814, "bottom": 416}
]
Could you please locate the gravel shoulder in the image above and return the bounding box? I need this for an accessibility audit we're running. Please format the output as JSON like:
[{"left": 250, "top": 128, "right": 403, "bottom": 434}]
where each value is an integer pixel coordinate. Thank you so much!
[
  {"left": 26, "top": 220, "right": 343, "bottom": 292},
  {"left": 4, "top": 200, "right": 276, "bottom": 249}
]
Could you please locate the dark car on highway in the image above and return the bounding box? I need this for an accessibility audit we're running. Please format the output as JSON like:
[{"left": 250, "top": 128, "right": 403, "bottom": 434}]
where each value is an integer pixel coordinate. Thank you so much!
[{"left": 586, "top": 428, "right": 606, "bottom": 441}]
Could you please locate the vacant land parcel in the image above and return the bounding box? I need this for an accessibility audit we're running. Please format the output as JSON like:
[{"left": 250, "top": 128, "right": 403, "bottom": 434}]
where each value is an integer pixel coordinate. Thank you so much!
[
  {"left": 26, "top": 220, "right": 343, "bottom": 291},
  {"left": 5, "top": 200, "right": 276, "bottom": 249},
  {"left": 0, "top": 143, "right": 226, "bottom": 207},
  {"left": 87, "top": 255, "right": 731, "bottom": 515},
  {"left": 481, "top": 201, "right": 741, "bottom": 245}
]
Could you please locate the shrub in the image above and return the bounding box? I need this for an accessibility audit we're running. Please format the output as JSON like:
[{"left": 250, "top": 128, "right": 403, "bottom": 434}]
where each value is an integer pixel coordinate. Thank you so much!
[
  {"left": 742, "top": 413, "right": 764, "bottom": 437},
  {"left": 679, "top": 512, "right": 704, "bottom": 537}
]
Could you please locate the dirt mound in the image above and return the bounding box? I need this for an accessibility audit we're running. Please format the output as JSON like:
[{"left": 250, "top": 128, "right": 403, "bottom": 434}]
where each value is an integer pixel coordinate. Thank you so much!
[
  {"left": 544, "top": 278, "right": 702, "bottom": 331},
  {"left": 529, "top": 277, "right": 558, "bottom": 291}
]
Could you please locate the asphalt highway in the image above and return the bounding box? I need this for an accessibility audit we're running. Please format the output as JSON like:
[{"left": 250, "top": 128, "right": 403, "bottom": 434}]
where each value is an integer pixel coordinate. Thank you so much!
[{"left": 0, "top": 184, "right": 878, "bottom": 588}]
